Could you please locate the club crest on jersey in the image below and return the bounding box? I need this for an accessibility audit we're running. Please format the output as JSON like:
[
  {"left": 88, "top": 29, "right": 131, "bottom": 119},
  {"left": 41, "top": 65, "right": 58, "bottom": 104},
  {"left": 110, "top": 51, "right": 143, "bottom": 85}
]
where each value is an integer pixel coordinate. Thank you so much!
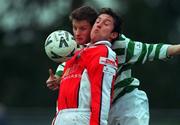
[
  {"left": 62, "top": 68, "right": 71, "bottom": 78},
  {"left": 99, "top": 57, "right": 117, "bottom": 69}
]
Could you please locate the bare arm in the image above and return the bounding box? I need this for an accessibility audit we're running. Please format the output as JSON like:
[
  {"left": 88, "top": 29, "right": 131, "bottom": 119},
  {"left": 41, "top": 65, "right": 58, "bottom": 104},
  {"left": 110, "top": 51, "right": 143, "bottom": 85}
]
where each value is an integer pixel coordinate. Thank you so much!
[{"left": 167, "top": 44, "right": 180, "bottom": 56}]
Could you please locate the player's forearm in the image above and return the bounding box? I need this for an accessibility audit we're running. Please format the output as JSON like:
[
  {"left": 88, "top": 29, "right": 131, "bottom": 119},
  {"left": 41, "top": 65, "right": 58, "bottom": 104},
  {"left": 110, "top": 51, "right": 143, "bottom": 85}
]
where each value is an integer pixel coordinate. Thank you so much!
[{"left": 167, "top": 44, "right": 180, "bottom": 56}]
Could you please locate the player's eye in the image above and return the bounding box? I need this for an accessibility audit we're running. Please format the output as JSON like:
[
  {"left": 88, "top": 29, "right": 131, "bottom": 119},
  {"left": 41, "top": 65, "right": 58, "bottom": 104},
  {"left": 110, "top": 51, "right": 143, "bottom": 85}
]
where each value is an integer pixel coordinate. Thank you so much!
[
  {"left": 105, "top": 20, "right": 112, "bottom": 26},
  {"left": 81, "top": 27, "right": 87, "bottom": 31},
  {"left": 73, "top": 27, "right": 77, "bottom": 31},
  {"left": 104, "top": 23, "right": 109, "bottom": 26}
]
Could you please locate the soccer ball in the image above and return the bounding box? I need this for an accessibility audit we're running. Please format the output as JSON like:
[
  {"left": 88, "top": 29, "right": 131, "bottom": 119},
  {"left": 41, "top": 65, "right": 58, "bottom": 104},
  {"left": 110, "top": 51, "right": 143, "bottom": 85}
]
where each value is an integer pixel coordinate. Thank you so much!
[{"left": 44, "top": 30, "right": 77, "bottom": 63}]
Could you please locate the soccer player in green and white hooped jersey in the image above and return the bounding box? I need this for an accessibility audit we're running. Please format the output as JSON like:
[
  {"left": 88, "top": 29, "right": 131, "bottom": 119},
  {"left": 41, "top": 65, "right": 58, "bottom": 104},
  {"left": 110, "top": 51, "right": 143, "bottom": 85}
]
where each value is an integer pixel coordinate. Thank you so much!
[
  {"left": 106, "top": 34, "right": 180, "bottom": 125},
  {"left": 108, "top": 34, "right": 170, "bottom": 125}
]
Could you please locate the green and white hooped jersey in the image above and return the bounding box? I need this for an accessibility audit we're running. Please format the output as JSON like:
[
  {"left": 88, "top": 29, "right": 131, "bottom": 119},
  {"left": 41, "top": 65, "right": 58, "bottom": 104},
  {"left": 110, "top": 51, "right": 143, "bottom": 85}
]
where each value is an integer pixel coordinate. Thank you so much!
[{"left": 55, "top": 34, "right": 171, "bottom": 103}]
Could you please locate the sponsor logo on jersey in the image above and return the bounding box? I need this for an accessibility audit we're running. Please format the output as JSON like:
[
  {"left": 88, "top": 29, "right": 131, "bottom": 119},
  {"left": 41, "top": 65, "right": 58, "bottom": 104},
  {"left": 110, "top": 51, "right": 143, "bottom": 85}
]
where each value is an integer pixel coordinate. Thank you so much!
[
  {"left": 99, "top": 57, "right": 117, "bottom": 69},
  {"left": 61, "top": 64, "right": 82, "bottom": 81}
]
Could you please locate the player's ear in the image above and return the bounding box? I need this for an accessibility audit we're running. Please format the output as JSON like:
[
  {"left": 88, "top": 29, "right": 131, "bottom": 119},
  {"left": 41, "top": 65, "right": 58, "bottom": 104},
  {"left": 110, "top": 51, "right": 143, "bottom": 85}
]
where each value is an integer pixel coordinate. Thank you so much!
[{"left": 110, "top": 32, "right": 118, "bottom": 40}]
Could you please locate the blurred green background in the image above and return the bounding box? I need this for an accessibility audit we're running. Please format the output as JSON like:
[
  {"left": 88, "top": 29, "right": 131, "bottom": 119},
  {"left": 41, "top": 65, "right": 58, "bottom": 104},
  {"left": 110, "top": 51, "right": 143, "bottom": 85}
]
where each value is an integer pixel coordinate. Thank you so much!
[{"left": 0, "top": 0, "right": 180, "bottom": 125}]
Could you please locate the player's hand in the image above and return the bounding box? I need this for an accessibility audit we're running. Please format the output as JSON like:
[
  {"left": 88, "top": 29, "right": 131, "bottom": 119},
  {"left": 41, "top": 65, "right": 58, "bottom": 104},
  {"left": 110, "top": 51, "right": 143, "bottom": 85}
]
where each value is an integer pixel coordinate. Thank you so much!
[{"left": 46, "top": 68, "right": 60, "bottom": 91}]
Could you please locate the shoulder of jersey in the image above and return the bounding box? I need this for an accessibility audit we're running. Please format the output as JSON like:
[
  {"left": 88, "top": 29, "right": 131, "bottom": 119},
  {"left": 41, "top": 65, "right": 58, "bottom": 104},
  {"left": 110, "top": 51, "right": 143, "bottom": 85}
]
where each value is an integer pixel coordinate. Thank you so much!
[{"left": 112, "top": 34, "right": 130, "bottom": 48}]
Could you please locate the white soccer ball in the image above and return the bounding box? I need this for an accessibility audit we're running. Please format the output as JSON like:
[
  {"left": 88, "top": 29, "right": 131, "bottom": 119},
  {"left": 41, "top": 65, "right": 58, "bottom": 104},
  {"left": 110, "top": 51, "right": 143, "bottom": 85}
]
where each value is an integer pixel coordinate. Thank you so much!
[{"left": 44, "top": 30, "right": 77, "bottom": 63}]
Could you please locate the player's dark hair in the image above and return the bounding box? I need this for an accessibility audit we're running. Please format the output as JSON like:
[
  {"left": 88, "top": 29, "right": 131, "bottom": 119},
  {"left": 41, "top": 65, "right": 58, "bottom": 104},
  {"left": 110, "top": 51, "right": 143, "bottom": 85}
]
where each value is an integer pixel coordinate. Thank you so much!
[
  {"left": 69, "top": 6, "right": 98, "bottom": 26},
  {"left": 98, "top": 8, "right": 122, "bottom": 35}
]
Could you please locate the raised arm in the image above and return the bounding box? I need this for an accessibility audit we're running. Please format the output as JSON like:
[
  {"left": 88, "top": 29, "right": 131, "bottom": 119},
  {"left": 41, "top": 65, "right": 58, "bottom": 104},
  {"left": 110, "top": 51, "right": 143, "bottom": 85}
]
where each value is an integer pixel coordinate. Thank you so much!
[{"left": 113, "top": 34, "right": 171, "bottom": 65}]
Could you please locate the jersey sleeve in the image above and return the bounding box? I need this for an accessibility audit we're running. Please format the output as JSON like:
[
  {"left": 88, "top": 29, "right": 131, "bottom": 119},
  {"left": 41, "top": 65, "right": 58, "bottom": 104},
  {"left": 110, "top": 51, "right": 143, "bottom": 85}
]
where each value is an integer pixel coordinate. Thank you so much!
[
  {"left": 125, "top": 40, "right": 171, "bottom": 64},
  {"left": 113, "top": 34, "right": 171, "bottom": 65},
  {"left": 55, "top": 62, "right": 66, "bottom": 77},
  {"left": 85, "top": 45, "right": 117, "bottom": 125}
]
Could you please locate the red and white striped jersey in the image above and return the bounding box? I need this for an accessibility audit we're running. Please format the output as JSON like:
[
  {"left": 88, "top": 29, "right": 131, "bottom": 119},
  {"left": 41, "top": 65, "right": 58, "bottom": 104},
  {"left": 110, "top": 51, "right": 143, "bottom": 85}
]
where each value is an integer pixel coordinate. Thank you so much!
[{"left": 57, "top": 40, "right": 118, "bottom": 125}]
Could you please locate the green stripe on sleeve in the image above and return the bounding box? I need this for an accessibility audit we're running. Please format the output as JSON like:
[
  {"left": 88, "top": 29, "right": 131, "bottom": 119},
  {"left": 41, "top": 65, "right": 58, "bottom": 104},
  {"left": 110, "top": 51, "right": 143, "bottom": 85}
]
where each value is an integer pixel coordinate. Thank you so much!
[
  {"left": 55, "top": 63, "right": 65, "bottom": 77},
  {"left": 147, "top": 44, "right": 154, "bottom": 59},
  {"left": 136, "top": 43, "right": 147, "bottom": 63},
  {"left": 126, "top": 40, "right": 135, "bottom": 62},
  {"left": 154, "top": 43, "right": 163, "bottom": 60},
  {"left": 55, "top": 70, "right": 63, "bottom": 77}
]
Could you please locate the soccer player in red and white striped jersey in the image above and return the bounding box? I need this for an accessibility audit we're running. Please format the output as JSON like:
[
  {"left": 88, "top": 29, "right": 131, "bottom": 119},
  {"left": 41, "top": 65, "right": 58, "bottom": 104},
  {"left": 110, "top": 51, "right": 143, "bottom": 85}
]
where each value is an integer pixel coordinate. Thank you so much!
[{"left": 53, "top": 8, "right": 121, "bottom": 125}]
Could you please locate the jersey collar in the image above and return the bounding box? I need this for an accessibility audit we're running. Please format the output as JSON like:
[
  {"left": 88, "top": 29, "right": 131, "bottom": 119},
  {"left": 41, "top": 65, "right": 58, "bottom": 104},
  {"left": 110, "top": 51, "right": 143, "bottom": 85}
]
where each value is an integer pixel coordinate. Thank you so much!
[{"left": 87, "top": 40, "right": 112, "bottom": 47}]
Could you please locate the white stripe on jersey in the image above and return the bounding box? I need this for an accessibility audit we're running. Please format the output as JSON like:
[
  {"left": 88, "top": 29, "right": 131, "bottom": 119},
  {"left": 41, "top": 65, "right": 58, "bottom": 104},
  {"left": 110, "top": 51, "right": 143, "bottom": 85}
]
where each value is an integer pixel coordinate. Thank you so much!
[
  {"left": 100, "top": 46, "right": 117, "bottom": 125},
  {"left": 131, "top": 78, "right": 140, "bottom": 86},
  {"left": 128, "top": 42, "right": 142, "bottom": 64},
  {"left": 78, "top": 69, "right": 91, "bottom": 108},
  {"left": 56, "top": 62, "right": 65, "bottom": 71},
  {"left": 148, "top": 44, "right": 157, "bottom": 61},
  {"left": 142, "top": 44, "right": 149, "bottom": 64},
  {"left": 159, "top": 45, "right": 171, "bottom": 59}
]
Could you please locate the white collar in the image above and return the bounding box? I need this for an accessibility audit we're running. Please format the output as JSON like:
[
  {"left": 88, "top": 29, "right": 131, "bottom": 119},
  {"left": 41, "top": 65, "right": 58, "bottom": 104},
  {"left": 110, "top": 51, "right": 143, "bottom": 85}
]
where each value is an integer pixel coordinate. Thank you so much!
[{"left": 87, "top": 40, "right": 112, "bottom": 47}]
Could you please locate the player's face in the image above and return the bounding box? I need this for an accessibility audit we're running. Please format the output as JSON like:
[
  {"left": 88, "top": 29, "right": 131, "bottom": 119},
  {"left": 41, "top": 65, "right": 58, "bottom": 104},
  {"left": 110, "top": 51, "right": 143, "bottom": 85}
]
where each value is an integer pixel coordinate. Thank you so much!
[
  {"left": 90, "top": 14, "right": 116, "bottom": 43},
  {"left": 72, "top": 19, "right": 92, "bottom": 45}
]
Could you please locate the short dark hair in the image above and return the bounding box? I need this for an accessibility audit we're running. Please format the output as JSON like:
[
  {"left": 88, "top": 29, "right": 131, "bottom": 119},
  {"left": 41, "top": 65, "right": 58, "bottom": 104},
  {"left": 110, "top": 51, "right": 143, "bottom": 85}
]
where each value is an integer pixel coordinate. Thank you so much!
[
  {"left": 69, "top": 6, "right": 98, "bottom": 26},
  {"left": 98, "top": 8, "right": 122, "bottom": 35}
]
